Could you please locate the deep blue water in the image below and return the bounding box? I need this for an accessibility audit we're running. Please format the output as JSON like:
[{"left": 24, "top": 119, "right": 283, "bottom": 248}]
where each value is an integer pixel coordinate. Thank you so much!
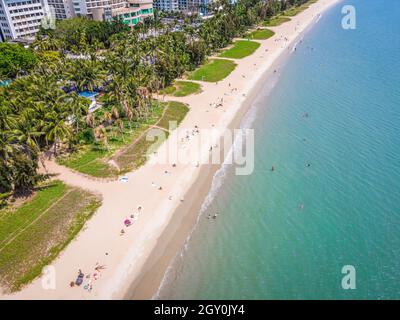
[{"left": 158, "top": 0, "right": 400, "bottom": 299}]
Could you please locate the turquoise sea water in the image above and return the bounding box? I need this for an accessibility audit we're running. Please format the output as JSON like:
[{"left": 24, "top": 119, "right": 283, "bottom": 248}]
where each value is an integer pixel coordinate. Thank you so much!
[{"left": 158, "top": 0, "right": 400, "bottom": 299}]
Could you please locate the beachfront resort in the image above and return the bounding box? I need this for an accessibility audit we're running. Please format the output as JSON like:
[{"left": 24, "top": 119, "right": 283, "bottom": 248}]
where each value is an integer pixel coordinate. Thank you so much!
[{"left": 0, "top": 0, "right": 337, "bottom": 299}]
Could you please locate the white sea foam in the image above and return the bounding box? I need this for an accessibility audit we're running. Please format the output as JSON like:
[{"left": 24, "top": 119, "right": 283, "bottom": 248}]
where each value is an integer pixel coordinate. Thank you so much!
[{"left": 152, "top": 55, "right": 283, "bottom": 300}]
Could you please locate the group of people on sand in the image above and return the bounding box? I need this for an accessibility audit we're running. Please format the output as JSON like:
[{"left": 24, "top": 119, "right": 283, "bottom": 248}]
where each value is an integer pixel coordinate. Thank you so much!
[
  {"left": 120, "top": 206, "right": 143, "bottom": 236},
  {"left": 180, "top": 125, "right": 202, "bottom": 153},
  {"left": 70, "top": 263, "right": 106, "bottom": 292},
  {"left": 210, "top": 97, "right": 224, "bottom": 109}
]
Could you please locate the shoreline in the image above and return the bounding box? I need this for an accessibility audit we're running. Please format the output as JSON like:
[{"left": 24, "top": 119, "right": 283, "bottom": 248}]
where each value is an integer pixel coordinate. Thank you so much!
[
  {"left": 1, "top": 0, "right": 341, "bottom": 300},
  {"left": 122, "top": 0, "right": 342, "bottom": 300}
]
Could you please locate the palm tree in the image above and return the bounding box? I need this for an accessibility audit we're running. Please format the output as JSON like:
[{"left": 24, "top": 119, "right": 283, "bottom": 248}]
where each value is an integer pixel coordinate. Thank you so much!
[
  {"left": 123, "top": 103, "right": 134, "bottom": 132},
  {"left": 103, "top": 111, "right": 112, "bottom": 126},
  {"left": 136, "top": 87, "right": 150, "bottom": 120},
  {"left": 94, "top": 125, "right": 108, "bottom": 150},
  {"left": 14, "top": 109, "right": 42, "bottom": 156},
  {"left": 66, "top": 59, "right": 106, "bottom": 92},
  {"left": 43, "top": 116, "right": 72, "bottom": 156},
  {"left": 116, "top": 119, "right": 125, "bottom": 142},
  {"left": 86, "top": 113, "right": 95, "bottom": 128},
  {"left": 111, "top": 106, "right": 120, "bottom": 120},
  {"left": 68, "top": 93, "right": 89, "bottom": 132}
]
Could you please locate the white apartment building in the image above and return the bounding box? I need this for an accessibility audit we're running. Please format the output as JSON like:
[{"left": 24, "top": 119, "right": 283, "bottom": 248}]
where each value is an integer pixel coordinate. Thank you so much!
[
  {"left": 154, "top": 0, "right": 211, "bottom": 14},
  {"left": 153, "top": 0, "right": 178, "bottom": 12},
  {"left": 179, "top": 0, "right": 212, "bottom": 14},
  {"left": 0, "top": 0, "right": 154, "bottom": 40},
  {"left": 0, "top": 0, "right": 50, "bottom": 40},
  {"left": 47, "top": 0, "right": 75, "bottom": 19},
  {"left": 72, "top": 0, "right": 128, "bottom": 20},
  {"left": 71, "top": 0, "right": 152, "bottom": 25},
  {"left": 112, "top": 0, "right": 153, "bottom": 27}
]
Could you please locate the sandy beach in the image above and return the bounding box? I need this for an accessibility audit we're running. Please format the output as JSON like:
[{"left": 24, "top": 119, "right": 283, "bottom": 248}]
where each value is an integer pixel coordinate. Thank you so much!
[{"left": 1, "top": 0, "right": 341, "bottom": 300}]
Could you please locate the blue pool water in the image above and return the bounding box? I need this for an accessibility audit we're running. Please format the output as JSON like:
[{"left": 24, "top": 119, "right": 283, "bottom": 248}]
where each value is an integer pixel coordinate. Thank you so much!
[
  {"left": 0, "top": 79, "right": 11, "bottom": 87},
  {"left": 78, "top": 91, "right": 98, "bottom": 100}
]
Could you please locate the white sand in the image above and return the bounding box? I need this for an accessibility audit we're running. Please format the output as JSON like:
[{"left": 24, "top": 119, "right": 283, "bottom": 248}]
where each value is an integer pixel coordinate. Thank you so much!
[{"left": 1, "top": 0, "right": 341, "bottom": 300}]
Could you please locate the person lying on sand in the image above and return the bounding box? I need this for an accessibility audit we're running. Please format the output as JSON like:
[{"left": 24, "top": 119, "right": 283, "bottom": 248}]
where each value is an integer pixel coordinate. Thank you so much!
[{"left": 95, "top": 264, "right": 106, "bottom": 272}]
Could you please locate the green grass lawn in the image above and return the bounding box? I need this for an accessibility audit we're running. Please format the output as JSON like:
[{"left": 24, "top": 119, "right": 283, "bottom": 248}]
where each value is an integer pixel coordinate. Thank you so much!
[
  {"left": 58, "top": 102, "right": 164, "bottom": 178},
  {"left": 263, "top": 16, "right": 291, "bottom": 27},
  {"left": 219, "top": 40, "right": 261, "bottom": 59},
  {"left": 114, "top": 101, "right": 189, "bottom": 173},
  {"left": 189, "top": 59, "right": 237, "bottom": 82},
  {"left": 160, "top": 81, "right": 201, "bottom": 97},
  {"left": 245, "top": 29, "right": 275, "bottom": 40},
  {"left": 284, "top": 4, "right": 309, "bottom": 17},
  {"left": 0, "top": 181, "right": 101, "bottom": 292},
  {"left": 157, "top": 101, "right": 189, "bottom": 130}
]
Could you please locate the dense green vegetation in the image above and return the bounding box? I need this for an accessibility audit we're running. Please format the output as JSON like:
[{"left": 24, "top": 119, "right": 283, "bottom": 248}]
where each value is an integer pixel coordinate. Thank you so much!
[
  {"left": 0, "top": 43, "right": 37, "bottom": 80},
  {"left": 160, "top": 81, "right": 201, "bottom": 97},
  {"left": 58, "top": 101, "right": 189, "bottom": 177},
  {"left": 263, "top": 0, "right": 317, "bottom": 26},
  {"left": 0, "top": 181, "right": 101, "bottom": 292},
  {"left": 189, "top": 59, "right": 237, "bottom": 82},
  {"left": 114, "top": 101, "right": 189, "bottom": 172},
  {"left": 35, "top": 17, "right": 130, "bottom": 52},
  {"left": 284, "top": 0, "right": 317, "bottom": 16},
  {"left": 56, "top": 100, "right": 165, "bottom": 177},
  {"left": 263, "top": 16, "right": 292, "bottom": 27},
  {"left": 284, "top": 5, "right": 309, "bottom": 16},
  {"left": 0, "top": 0, "right": 313, "bottom": 198},
  {"left": 219, "top": 40, "right": 261, "bottom": 59},
  {"left": 246, "top": 29, "right": 275, "bottom": 40},
  {"left": 157, "top": 101, "right": 189, "bottom": 131}
]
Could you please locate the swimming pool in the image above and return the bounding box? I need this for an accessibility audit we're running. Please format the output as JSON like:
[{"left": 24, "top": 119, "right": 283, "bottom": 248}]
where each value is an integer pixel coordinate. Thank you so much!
[
  {"left": 0, "top": 79, "right": 11, "bottom": 87},
  {"left": 78, "top": 91, "right": 98, "bottom": 100}
]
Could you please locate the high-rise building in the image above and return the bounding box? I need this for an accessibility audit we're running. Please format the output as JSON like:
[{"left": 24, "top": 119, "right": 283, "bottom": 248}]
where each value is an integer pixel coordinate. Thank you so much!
[
  {"left": 71, "top": 0, "right": 153, "bottom": 26},
  {"left": 0, "top": 0, "right": 154, "bottom": 41},
  {"left": 71, "top": 0, "right": 126, "bottom": 19},
  {"left": 154, "top": 0, "right": 211, "bottom": 14},
  {"left": 153, "top": 0, "right": 178, "bottom": 12},
  {"left": 47, "top": 0, "right": 75, "bottom": 19},
  {"left": 0, "top": 0, "right": 50, "bottom": 40},
  {"left": 178, "top": 0, "right": 211, "bottom": 14},
  {"left": 0, "top": 25, "right": 4, "bottom": 41},
  {"left": 111, "top": 0, "right": 153, "bottom": 28}
]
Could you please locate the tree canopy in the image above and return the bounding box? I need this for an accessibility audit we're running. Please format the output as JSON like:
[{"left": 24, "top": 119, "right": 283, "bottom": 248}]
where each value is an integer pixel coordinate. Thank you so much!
[{"left": 0, "top": 43, "right": 37, "bottom": 80}]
